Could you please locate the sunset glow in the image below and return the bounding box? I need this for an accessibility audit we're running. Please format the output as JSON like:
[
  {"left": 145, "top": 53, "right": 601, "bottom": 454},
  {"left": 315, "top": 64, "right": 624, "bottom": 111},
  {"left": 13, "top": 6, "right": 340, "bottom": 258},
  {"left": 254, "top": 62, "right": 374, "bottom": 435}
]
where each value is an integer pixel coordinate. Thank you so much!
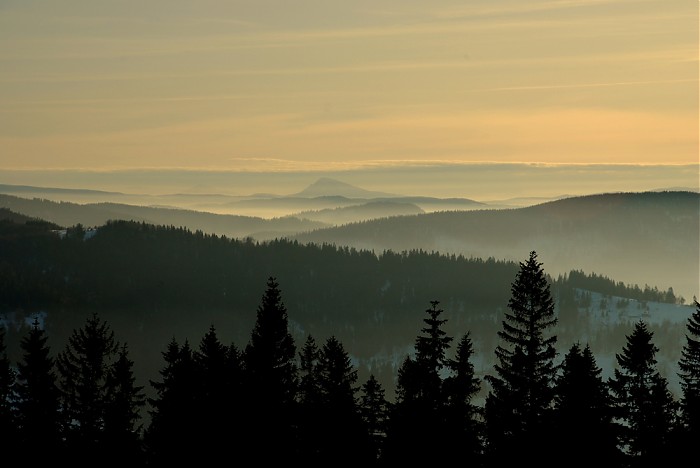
[{"left": 1, "top": 0, "right": 697, "bottom": 173}]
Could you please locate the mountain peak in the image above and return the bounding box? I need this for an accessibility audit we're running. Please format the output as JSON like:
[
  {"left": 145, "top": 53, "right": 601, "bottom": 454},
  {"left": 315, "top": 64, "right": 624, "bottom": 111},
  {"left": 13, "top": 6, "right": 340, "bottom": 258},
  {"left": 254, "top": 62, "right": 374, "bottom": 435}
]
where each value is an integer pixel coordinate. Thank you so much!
[{"left": 290, "top": 178, "right": 400, "bottom": 199}]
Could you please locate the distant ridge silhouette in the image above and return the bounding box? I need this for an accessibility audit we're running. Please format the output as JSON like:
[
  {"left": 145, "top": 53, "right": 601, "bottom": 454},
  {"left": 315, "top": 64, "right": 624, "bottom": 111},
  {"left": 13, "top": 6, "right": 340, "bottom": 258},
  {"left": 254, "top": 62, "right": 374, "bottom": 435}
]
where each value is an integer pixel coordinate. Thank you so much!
[{"left": 289, "top": 177, "right": 401, "bottom": 199}]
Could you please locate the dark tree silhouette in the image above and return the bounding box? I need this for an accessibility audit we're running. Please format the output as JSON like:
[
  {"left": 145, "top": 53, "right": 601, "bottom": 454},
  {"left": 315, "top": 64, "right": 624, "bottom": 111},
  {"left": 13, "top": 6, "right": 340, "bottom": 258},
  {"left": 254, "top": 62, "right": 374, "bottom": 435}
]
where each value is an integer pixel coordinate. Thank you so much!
[
  {"left": 102, "top": 344, "right": 146, "bottom": 466},
  {"left": 673, "top": 299, "right": 700, "bottom": 460},
  {"left": 359, "top": 373, "right": 389, "bottom": 464},
  {"left": 443, "top": 332, "right": 484, "bottom": 464},
  {"left": 145, "top": 338, "right": 199, "bottom": 466},
  {"left": 297, "top": 334, "right": 323, "bottom": 461},
  {"left": 608, "top": 320, "right": 676, "bottom": 465},
  {"left": 14, "top": 318, "right": 64, "bottom": 463},
  {"left": 192, "top": 325, "right": 242, "bottom": 464},
  {"left": 679, "top": 299, "right": 700, "bottom": 429},
  {"left": 0, "top": 326, "right": 16, "bottom": 445},
  {"left": 315, "top": 335, "right": 373, "bottom": 464},
  {"left": 484, "top": 250, "right": 558, "bottom": 466},
  {"left": 56, "top": 312, "right": 119, "bottom": 463},
  {"left": 551, "top": 342, "right": 622, "bottom": 465},
  {"left": 242, "top": 276, "right": 299, "bottom": 463},
  {"left": 383, "top": 300, "right": 454, "bottom": 465}
]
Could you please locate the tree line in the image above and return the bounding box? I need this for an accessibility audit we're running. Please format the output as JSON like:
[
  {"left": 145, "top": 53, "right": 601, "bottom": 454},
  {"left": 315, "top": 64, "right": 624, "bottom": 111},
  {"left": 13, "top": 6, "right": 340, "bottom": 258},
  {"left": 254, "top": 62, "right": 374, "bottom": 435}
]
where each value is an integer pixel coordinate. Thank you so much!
[
  {"left": 0, "top": 216, "right": 685, "bottom": 376},
  {"left": 0, "top": 250, "right": 698, "bottom": 467}
]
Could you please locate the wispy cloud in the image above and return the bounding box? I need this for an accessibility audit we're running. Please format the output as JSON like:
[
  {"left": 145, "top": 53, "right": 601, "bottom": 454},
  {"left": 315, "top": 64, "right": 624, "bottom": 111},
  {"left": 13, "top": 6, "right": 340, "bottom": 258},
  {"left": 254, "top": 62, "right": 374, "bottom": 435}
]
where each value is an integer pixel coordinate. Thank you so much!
[
  {"left": 482, "top": 78, "right": 698, "bottom": 92},
  {"left": 2, "top": 47, "right": 694, "bottom": 85},
  {"left": 0, "top": 3, "right": 689, "bottom": 61}
]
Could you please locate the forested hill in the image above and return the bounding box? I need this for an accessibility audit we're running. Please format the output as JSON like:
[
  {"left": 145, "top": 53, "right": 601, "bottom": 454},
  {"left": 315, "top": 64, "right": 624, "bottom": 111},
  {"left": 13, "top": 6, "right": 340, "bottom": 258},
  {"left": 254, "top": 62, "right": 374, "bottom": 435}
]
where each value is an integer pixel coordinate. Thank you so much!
[
  {"left": 0, "top": 213, "right": 690, "bottom": 393},
  {"left": 292, "top": 190, "right": 699, "bottom": 302},
  {"left": 0, "top": 193, "right": 328, "bottom": 240}
]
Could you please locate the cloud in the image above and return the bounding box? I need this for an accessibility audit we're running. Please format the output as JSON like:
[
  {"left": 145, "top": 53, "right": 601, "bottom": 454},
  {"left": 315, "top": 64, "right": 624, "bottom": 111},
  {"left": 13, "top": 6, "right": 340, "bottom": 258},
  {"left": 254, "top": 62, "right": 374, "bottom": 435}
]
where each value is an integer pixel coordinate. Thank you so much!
[{"left": 483, "top": 78, "right": 697, "bottom": 92}]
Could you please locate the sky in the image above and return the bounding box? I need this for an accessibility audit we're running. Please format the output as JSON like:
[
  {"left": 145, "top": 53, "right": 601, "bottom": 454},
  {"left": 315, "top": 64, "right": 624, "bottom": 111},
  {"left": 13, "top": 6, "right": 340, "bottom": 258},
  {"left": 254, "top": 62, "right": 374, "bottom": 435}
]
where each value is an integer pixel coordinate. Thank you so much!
[{"left": 0, "top": 0, "right": 698, "bottom": 196}]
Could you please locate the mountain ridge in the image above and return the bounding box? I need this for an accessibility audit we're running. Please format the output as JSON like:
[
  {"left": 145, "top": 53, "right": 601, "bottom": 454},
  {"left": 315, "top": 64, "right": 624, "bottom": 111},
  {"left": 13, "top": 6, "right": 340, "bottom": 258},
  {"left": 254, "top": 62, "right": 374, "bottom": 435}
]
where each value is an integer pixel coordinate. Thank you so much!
[
  {"left": 292, "top": 190, "right": 699, "bottom": 302},
  {"left": 288, "top": 177, "right": 401, "bottom": 199}
]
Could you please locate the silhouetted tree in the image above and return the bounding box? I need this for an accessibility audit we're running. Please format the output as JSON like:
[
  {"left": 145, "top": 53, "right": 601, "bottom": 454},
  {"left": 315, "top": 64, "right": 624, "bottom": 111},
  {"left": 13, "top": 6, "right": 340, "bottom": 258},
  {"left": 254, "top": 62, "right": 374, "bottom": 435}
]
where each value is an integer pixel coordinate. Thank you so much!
[
  {"left": 608, "top": 320, "right": 676, "bottom": 465},
  {"left": 14, "top": 318, "right": 64, "bottom": 463},
  {"left": 242, "top": 277, "right": 299, "bottom": 462},
  {"left": 145, "top": 338, "right": 198, "bottom": 466},
  {"left": 56, "top": 312, "right": 119, "bottom": 464},
  {"left": 551, "top": 342, "right": 622, "bottom": 465},
  {"left": 192, "top": 325, "right": 242, "bottom": 464},
  {"left": 102, "top": 344, "right": 146, "bottom": 466},
  {"left": 297, "top": 334, "right": 323, "bottom": 461},
  {"left": 0, "top": 326, "right": 16, "bottom": 445},
  {"left": 674, "top": 299, "right": 700, "bottom": 460},
  {"left": 314, "top": 335, "right": 373, "bottom": 464},
  {"left": 383, "top": 300, "right": 453, "bottom": 465},
  {"left": 484, "top": 250, "right": 558, "bottom": 466},
  {"left": 443, "top": 332, "right": 484, "bottom": 464},
  {"left": 359, "top": 374, "right": 389, "bottom": 464}
]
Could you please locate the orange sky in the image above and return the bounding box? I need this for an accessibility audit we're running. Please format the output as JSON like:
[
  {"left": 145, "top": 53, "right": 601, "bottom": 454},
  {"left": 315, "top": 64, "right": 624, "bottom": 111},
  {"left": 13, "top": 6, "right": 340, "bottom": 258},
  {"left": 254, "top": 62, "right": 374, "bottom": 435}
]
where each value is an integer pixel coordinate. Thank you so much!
[{"left": 0, "top": 0, "right": 697, "bottom": 171}]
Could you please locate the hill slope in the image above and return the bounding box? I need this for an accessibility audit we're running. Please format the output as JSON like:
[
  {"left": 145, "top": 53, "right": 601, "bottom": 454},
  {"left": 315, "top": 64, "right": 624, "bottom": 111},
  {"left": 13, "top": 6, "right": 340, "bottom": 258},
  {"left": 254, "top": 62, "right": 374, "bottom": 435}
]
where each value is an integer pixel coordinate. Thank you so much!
[
  {"left": 0, "top": 194, "right": 328, "bottom": 240},
  {"left": 293, "top": 191, "right": 700, "bottom": 302}
]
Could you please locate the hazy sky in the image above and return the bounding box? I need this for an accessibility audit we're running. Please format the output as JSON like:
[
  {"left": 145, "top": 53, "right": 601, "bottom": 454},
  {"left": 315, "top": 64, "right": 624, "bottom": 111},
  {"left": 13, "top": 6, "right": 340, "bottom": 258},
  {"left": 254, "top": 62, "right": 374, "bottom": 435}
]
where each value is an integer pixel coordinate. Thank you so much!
[{"left": 1, "top": 0, "right": 697, "bottom": 174}]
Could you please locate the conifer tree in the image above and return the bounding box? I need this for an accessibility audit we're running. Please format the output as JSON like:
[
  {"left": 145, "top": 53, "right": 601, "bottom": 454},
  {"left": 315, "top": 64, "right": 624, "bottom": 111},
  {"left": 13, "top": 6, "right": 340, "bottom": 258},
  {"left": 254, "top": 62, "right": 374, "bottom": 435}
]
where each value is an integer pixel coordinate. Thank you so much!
[
  {"left": 297, "top": 334, "right": 322, "bottom": 460},
  {"left": 14, "top": 318, "right": 64, "bottom": 463},
  {"left": 483, "top": 250, "right": 558, "bottom": 465},
  {"left": 316, "top": 336, "right": 372, "bottom": 463},
  {"left": 608, "top": 320, "right": 676, "bottom": 464},
  {"left": 678, "top": 299, "right": 700, "bottom": 440},
  {"left": 415, "top": 300, "right": 453, "bottom": 401},
  {"left": 102, "top": 344, "right": 146, "bottom": 466},
  {"left": 359, "top": 374, "right": 389, "bottom": 464},
  {"left": 0, "top": 326, "right": 16, "bottom": 445},
  {"left": 551, "top": 342, "right": 622, "bottom": 464},
  {"left": 664, "top": 298, "right": 700, "bottom": 462},
  {"left": 383, "top": 300, "right": 453, "bottom": 465},
  {"left": 56, "top": 312, "right": 119, "bottom": 462},
  {"left": 242, "top": 276, "right": 299, "bottom": 462},
  {"left": 443, "top": 332, "right": 483, "bottom": 463},
  {"left": 192, "top": 325, "right": 241, "bottom": 463},
  {"left": 298, "top": 335, "right": 322, "bottom": 407},
  {"left": 145, "top": 338, "right": 199, "bottom": 466}
]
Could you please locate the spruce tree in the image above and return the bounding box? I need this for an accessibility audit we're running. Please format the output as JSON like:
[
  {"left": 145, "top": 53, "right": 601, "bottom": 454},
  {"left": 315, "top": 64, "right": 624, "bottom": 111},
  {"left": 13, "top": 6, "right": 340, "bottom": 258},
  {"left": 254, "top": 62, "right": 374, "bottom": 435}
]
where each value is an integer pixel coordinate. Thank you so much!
[
  {"left": 297, "top": 334, "right": 323, "bottom": 461},
  {"left": 145, "top": 338, "right": 199, "bottom": 466},
  {"left": 483, "top": 250, "right": 558, "bottom": 465},
  {"left": 242, "top": 276, "right": 299, "bottom": 463},
  {"left": 383, "top": 300, "right": 453, "bottom": 465},
  {"left": 678, "top": 299, "right": 700, "bottom": 440},
  {"left": 102, "top": 344, "right": 146, "bottom": 466},
  {"left": 192, "top": 325, "right": 240, "bottom": 463},
  {"left": 608, "top": 320, "right": 676, "bottom": 464},
  {"left": 359, "top": 374, "right": 389, "bottom": 464},
  {"left": 14, "top": 318, "right": 64, "bottom": 463},
  {"left": 298, "top": 334, "right": 322, "bottom": 407},
  {"left": 443, "top": 332, "right": 483, "bottom": 463},
  {"left": 316, "top": 336, "right": 372, "bottom": 464},
  {"left": 56, "top": 312, "right": 119, "bottom": 462},
  {"left": 0, "top": 326, "right": 16, "bottom": 446},
  {"left": 665, "top": 298, "right": 700, "bottom": 462},
  {"left": 551, "top": 342, "right": 622, "bottom": 465}
]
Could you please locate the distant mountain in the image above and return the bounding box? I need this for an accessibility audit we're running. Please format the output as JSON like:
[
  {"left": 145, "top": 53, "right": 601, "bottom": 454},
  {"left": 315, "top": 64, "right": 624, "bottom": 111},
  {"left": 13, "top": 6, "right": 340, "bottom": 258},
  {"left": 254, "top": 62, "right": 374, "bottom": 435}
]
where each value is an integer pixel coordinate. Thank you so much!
[
  {"left": 293, "top": 191, "right": 700, "bottom": 302},
  {"left": 289, "top": 177, "right": 401, "bottom": 199},
  {"left": 0, "top": 180, "right": 500, "bottom": 219}
]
